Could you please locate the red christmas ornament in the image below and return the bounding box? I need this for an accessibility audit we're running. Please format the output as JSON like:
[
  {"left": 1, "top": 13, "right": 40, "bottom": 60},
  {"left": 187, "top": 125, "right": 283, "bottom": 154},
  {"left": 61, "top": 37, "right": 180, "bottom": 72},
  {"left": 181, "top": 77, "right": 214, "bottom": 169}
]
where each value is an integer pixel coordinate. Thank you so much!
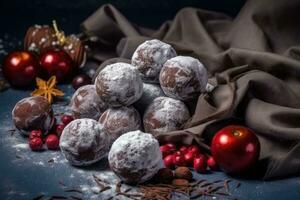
[
  {"left": 29, "top": 137, "right": 43, "bottom": 151},
  {"left": 207, "top": 156, "right": 218, "bottom": 171},
  {"left": 164, "top": 154, "right": 175, "bottom": 169},
  {"left": 61, "top": 114, "right": 74, "bottom": 125},
  {"left": 193, "top": 154, "right": 207, "bottom": 173},
  {"left": 29, "top": 130, "right": 43, "bottom": 140},
  {"left": 39, "top": 49, "right": 73, "bottom": 81},
  {"left": 55, "top": 124, "right": 65, "bottom": 137},
  {"left": 72, "top": 74, "right": 91, "bottom": 90},
  {"left": 211, "top": 125, "right": 260, "bottom": 174},
  {"left": 3, "top": 51, "right": 40, "bottom": 87},
  {"left": 160, "top": 143, "right": 176, "bottom": 158},
  {"left": 45, "top": 134, "right": 59, "bottom": 150}
]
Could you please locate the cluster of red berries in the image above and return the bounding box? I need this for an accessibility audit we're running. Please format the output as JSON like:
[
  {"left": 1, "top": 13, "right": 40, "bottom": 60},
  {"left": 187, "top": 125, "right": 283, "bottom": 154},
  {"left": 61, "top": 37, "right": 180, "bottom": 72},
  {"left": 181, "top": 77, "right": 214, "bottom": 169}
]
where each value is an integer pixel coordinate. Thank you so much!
[
  {"left": 29, "top": 114, "right": 74, "bottom": 151},
  {"left": 160, "top": 143, "right": 218, "bottom": 173}
]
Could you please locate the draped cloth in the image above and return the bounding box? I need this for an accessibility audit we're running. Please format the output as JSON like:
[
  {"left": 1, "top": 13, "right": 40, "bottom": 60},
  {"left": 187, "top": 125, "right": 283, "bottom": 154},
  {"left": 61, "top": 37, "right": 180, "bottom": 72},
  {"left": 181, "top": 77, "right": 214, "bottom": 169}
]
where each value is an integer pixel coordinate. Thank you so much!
[{"left": 81, "top": 0, "right": 300, "bottom": 179}]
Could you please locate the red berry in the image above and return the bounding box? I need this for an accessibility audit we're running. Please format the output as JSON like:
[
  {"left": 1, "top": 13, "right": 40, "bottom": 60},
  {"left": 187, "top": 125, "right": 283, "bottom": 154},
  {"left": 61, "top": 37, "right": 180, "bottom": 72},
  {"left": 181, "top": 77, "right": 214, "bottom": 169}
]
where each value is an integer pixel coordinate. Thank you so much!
[
  {"left": 29, "top": 137, "right": 43, "bottom": 151},
  {"left": 179, "top": 146, "right": 189, "bottom": 154},
  {"left": 55, "top": 124, "right": 65, "bottom": 137},
  {"left": 188, "top": 145, "right": 201, "bottom": 155},
  {"left": 166, "top": 143, "right": 176, "bottom": 150},
  {"left": 174, "top": 151, "right": 182, "bottom": 156},
  {"left": 45, "top": 134, "right": 59, "bottom": 150},
  {"left": 29, "top": 130, "right": 43, "bottom": 140},
  {"left": 207, "top": 156, "right": 218, "bottom": 171},
  {"left": 164, "top": 155, "right": 175, "bottom": 169},
  {"left": 184, "top": 151, "right": 196, "bottom": 166},
  {"left": 72, "top": 74, "right": 91, "bottom": 90},
  {"left": 173, "top": 154, "right": 187, "bottom": 167},
  {"left": 61, "top": 115, "right": 74, "bottom": 125},
  {"left": 193, "top": 154, "right": 207, "bottom": 173},
  {"left": 160, "top": 144, "right": 175, "bottom": 158}
]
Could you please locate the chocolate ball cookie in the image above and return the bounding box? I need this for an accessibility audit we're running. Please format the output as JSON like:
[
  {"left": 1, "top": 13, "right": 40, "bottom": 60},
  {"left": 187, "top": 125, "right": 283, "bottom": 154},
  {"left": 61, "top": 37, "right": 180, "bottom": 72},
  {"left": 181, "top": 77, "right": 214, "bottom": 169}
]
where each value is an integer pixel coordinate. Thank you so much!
[
  {"left": 99, "top": 106, "right": 141, "bottom": 142},
  {"left": 133, "top": 83, "right": 165, "bottom": 115},
  {"left": 132, "top": 39, "right": 177, "bottom": 83},
  {"left": 108, "top": 130, "right": 163, "bottom": 184},
  {"left": 60, "top": 118, "right": 110, "bottom": 166},
  {"left": 95, "top": 62, "right": 143, "bottom": 107},
  {"left": 159, "top": 56, "right": 208, "bottom": 101},
  {"left": 12, "top": 96, "right": 54, "bottom": 136},
  {"left": 70, "top": 85, "right": 107, "bottom": 120},
  {"left": 143, "top": 97, "right": 190, "bottom": 135}
]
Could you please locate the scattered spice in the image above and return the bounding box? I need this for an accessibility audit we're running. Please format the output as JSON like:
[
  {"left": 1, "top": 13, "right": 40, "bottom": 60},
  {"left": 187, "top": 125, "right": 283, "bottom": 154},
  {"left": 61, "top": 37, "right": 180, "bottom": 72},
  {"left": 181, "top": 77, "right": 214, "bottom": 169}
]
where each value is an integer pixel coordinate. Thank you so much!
[
  {"left": 92, "top": 174, "right": 111, "bottom": 193},
  {"left": 64, "top": 189, "right": 83, "bottom": 194},
  {"left": 48, "top": 158, "right": 54, "bottom": 163},
  {"left": 69, "top": 195, "right": 82, "bottom": 200},
  {"left": 48, "top": 195, "right": 68, "bottom": 199}
]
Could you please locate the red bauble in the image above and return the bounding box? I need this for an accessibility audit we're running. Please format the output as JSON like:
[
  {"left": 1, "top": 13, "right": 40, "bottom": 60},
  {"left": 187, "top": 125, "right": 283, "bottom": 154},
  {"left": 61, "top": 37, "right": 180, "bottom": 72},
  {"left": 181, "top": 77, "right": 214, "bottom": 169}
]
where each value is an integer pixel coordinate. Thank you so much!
[
  {"left": 164, "top": 155, "right": 175, "bottom": 169},
  {"left": 207, "top": 156, "right": 218, "bottom": 171},
  {"left": 39, "top": 49, "right": 73, "bottom": 81},
  {"left": 45, "top": 134, "right": 59, "bottom": 150},
  {"left": 55, "top": 124, "right": 65, "bottom": 137},
  {"left": 29, "top": 137, "right": 43, "bottom": 151},
  {"left": 173, "top": 154, "right": 187, "bottom": 167},
  {"left": 72, "top": 74, "right": 91, "bottom": 90},
  {"left": 3, "top": 51, "right": 40, "bottom": 87},
  {"left": 211, "top": 125, "right": 260, "bottom": 174},
  {"left": 160, "top": 144, "right": 176, "bottom": 158},
  {"left": 61, "top": 114, "right": 74, "bottom": 125},
  {"left": 193, "top": 154, "right": 207, "bottom": 173},
  {"left": 29, "top": 130, "right": 43, "bottom": 140}
]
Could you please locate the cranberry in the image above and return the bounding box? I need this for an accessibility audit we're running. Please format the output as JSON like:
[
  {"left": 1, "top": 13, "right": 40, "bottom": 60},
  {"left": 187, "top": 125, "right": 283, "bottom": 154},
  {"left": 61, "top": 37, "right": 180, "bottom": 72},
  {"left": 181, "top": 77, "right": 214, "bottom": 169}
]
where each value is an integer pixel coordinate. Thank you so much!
[
  {"left": 188, "top": 145, "right": 201, "bottom": 155},
  {"left": 29, "top": 130, "right": 43, "bottom": 140},
  {"left": 45, "top": 134, "right": 59, "bottom": 150},
  {"left": 184, "top": 151, "right": 196, "bottom": 166},
  {"left": 164, "top": 155, "right": 175, "bottom": 169},
  {"left": 72, "top": 74, "right": 91, "bottom": 90},
  {"left": 179, "top": 146, "right": 189, "bottom": 154},
  {"left": 173, "top": 154, "right": 187, "bottom": 167},
  {"left": 174, "top": 151, "right": 182, "bottom": 156},
  {"left": 160, "top": 144, "right": 175, "bottom": 158},
  {"left": 29, "top": 137, "right": 43, "bottom": 151},
  {"left": 61, "top": 115, "right": 74, "bottom": 125},
  {"left": 193, "top": 154, "right": 207, "bottom": 173},
  {"left": 55, "top": 124, "right": 65, "bottom": 137},
  {"left": 166, "top": 143, "right": 176, "bottom": 150},
  {"left": 207, "top": 156, "right": 218, "bottom": 171}
]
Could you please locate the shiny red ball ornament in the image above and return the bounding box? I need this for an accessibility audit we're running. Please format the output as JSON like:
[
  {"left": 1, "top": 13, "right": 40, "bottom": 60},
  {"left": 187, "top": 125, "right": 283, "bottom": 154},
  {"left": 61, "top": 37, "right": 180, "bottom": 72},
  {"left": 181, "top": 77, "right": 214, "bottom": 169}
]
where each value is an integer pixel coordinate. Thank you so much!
[
  {"left": 72, "top": 74, "right": 91, "bottom": 90},
  {"left": 29, "top": 137, "right": 43, "bottom": 151},
  {"left": 193, "top": 154, "right": 207, "bottom": 173},
  {"left": 164, "top": 154, "right": 175, "bottom": 169},
  {"left": 39, "top": 49, "right": 73, "bottom": 81},
  {"left": 211, "top": 125, "right": 260, "bottom": 174},
  {"left": 45, "top": 134, "right": 59, "bottom": 150},
  {"left": 3, "top": 51, "right": 40, "bottom": 87}
]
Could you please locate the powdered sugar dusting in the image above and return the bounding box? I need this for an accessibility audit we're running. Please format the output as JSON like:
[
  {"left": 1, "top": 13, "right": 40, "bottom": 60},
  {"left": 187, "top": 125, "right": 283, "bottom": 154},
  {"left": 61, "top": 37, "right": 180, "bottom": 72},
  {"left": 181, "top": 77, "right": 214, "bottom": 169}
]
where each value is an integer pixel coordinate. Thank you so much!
[
  {"left": 60, "top": 118, "right": 111, "bottom": 166},
  {"left": 108, "top": 130, "right": 163, "bottom": 184},
  {"left": 95, "top": 62, "right": 143, "bottom": 107},
  {"left": 160, "top": 56, "right": 208, "bottom": 101},
  {"left": 132, "top": 39, "right": 177, "bottom": 83},
  {"left": 70, "top": 84, "right": 107, "bottom": 120},
  {"left": 143, "top": 97, "right": 191, "bottom": 135}
]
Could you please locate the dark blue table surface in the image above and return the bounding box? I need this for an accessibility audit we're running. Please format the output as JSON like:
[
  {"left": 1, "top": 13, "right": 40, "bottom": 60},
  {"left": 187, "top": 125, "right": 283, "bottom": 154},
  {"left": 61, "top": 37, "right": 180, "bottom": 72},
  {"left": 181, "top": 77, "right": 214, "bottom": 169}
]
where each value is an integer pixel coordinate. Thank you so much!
[{"left": 1, "top": 86, "right": 300, "bottom": 200}]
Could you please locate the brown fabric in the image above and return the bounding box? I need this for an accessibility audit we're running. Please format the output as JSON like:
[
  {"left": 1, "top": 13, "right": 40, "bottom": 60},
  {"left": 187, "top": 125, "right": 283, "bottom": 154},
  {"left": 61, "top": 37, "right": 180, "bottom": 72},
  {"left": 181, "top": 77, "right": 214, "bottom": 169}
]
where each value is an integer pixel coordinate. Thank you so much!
[{"left": 81, "top": 0, "right": 300, "bottom": 179}]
